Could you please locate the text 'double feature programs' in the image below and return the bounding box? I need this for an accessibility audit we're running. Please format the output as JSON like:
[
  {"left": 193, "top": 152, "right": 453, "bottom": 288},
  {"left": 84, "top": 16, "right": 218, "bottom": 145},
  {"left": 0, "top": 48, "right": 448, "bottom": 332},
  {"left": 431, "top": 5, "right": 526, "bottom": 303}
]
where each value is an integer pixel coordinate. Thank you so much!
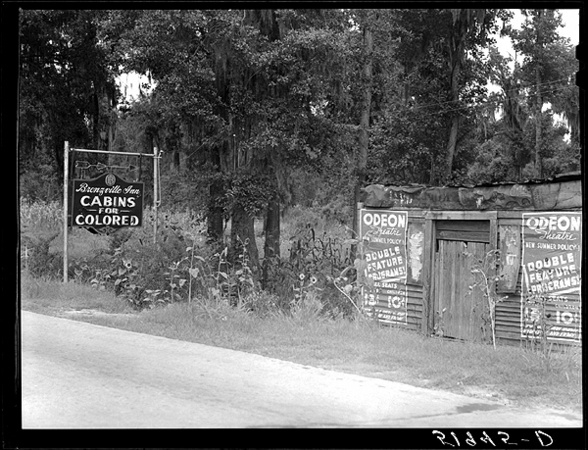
[
  {"left": 521, "top": 212, "right": 582, "bottom": 342},
  {"left": 359, "top": 209, "right": 409, "bottom": 325}
]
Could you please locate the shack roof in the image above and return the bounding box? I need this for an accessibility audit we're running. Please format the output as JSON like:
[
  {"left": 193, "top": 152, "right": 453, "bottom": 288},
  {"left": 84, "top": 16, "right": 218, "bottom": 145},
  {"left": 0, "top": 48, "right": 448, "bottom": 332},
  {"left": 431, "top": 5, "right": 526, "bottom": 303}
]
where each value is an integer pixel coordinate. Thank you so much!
[{"left": 361, "top": 172, "right": 583, "bottom": 211}]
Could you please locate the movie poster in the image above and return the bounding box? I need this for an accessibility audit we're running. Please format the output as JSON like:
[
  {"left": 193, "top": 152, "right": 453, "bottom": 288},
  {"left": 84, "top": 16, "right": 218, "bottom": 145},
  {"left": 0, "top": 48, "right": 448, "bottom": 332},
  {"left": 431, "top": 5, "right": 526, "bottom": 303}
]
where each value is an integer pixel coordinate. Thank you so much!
[
  {"left": 521, "top": 212, "right": 582, "bottom": 342},
  {"left": 359, "top": 209, "right": 408, "bottom": 325}
]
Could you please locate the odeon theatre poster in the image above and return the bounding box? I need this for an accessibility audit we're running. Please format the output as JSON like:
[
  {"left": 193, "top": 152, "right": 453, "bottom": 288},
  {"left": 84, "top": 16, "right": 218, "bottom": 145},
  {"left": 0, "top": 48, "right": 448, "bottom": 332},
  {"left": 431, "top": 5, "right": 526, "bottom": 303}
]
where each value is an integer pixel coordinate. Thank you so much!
[
  {"left": 359, "top": 209, "right": 408, "bottom": 325},
  {"left": 521, "top": 212, "right": 582, "bottom": 342}
]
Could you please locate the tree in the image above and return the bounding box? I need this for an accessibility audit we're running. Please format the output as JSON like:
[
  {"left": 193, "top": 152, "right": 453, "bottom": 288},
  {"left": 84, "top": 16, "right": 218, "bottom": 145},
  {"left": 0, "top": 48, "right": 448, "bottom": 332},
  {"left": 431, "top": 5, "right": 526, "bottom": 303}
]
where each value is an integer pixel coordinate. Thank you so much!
[
  {"left": 359, "top": 9, "right": 507, "bottom": 186},
  {"left": 463, "top": 20, "right": 579, "bottom": 185},
  {"left": 485, "top": 47, "right": 531, "bottom": 181},
  {"left": 508, "top": 9, "right": 578, "bottom": 178},
  {"left": 19, "top": 10, "right": 117, "bottom": 199},
  {"left": 351, "top": 11, "right": 374, "bottom": 244},
  {"left": 101, "top": 9, "right": 362, "bottom": 275}
]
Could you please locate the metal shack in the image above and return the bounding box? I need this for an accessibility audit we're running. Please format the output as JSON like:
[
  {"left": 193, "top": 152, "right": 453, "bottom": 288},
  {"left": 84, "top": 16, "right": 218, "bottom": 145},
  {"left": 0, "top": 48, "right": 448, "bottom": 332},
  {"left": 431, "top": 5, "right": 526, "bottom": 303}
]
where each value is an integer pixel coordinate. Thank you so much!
[{"left": 358, "top": 172, "right": 582, "bottom": 347}]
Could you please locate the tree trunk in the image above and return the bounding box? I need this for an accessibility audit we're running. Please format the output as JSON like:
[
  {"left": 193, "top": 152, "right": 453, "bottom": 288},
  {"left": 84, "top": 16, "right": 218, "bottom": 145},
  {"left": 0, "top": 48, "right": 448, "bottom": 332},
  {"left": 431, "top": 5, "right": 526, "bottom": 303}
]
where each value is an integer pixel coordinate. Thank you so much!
[
  {"left": 351, "top": 21, "right": 373, "bottom": 251},
  {"left": 93, "top": 90, "right": 100, "bottom": 149},
  {"left": 207, "top": 177, "right": 224, "bottom": 241},
  {"left": 54, "top": 142, "right": 63, "bottom": 183},
  {"left": 534, "top": 67, "right": 543, "bottom": 178},
  {"left": 262, "top": 195, "right": 280, "bottom": 287},
  {"left": 230, "top": 202, "right": 259, "bottom": 273},
  {"left": 171, "top": 150, "right": 180, "bottom": 173},
  {"left": 444, "top": 55, "right": 461, "bottom": 184},
  {"left": 207, "top": 143, "right": 224, "bottom": 241},
  {"left": 445, "top": 115, "right": 459, "bottom": 183},
  {"left": 263, "top": 196, "right": 280, "bottom": 259}
]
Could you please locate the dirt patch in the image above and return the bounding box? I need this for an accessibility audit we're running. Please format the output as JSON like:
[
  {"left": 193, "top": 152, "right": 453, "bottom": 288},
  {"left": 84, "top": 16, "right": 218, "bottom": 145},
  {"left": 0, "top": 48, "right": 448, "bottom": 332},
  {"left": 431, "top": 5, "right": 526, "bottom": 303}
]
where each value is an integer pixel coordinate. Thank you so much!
[
  {"left": 63, "top": 309, "right": 136, "bottom": 319},
  {"left": 460, "top": 385, "right": 511, "bottom": 405},
  {"left": 456, "top": 402, "right": 502, "bottom": 414}
]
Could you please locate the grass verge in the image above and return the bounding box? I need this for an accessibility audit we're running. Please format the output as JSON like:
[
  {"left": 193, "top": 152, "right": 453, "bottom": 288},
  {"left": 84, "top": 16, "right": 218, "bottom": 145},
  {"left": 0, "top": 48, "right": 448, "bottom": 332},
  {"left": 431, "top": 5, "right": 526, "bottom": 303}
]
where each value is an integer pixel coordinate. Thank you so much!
[{"left": 20, "top": 272, "right": 582, "bottom": 414}]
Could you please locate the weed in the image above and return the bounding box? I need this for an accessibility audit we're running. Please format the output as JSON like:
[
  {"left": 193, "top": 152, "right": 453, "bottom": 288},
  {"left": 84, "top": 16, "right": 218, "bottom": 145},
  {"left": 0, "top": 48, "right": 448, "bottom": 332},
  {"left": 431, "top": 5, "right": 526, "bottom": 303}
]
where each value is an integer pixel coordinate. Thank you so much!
[
  {"left": 264, "top": 226, "right": 356, "bottom": 318},
  {"left": 241, "top": 289, "right": 281, "bottom": 318},
  {"left": 21, "top": 232, "right": 62, "bottom": 279},
  {"left": 433, "top": 308, "right": 447, "bottom": 337},
  {"left": 522, "top": 293, "right": 559, "bottom": 370},
  {"left": 20, "top": 200, "right": 64, "bottom": 278},
  {"left": 290, "top": 290, "right": 324, "bottom": 324},
  {"left": 465, "top": 249, "right": 508, "bottom": 349},
  {"left": 20, "top": 199, "right": 62, "bottom": 232}
]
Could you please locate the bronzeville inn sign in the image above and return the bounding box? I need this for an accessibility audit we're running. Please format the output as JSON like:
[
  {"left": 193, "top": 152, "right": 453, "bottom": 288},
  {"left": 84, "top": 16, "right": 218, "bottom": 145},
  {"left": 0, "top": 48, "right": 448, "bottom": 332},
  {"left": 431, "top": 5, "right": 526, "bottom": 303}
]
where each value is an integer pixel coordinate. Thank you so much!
[{"left": 71, "top": 173, "right": 144, "bottom": 230}]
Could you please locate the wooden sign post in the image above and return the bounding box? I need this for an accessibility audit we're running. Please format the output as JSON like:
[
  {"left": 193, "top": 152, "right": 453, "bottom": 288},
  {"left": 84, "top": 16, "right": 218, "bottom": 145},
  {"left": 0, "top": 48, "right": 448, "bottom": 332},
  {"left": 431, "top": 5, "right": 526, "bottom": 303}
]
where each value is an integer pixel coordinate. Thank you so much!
[
  {"left": 63, "top": 141, "right": 69, "bottom": 283},
  {"left": 62, "top": 142, "right": 160, "bottom": 283}
]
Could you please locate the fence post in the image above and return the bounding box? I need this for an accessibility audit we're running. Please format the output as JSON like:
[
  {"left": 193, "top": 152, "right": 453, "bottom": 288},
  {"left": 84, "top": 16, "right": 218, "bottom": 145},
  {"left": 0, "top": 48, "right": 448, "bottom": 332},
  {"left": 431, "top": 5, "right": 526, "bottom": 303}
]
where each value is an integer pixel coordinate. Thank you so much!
[
  {"left": 63, "top": 141, "right": 69, "bottom": 283},
  {"left": 153, "top": 146, "right": 159, "bottom": 243}
]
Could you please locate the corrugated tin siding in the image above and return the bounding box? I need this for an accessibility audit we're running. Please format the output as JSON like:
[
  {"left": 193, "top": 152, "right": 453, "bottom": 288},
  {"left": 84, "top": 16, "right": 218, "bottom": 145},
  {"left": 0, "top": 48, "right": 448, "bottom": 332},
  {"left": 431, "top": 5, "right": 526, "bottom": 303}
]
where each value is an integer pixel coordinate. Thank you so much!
[
  {"left": 406, "top": 283, "right": 424, "bottom": 332},
  {"left": 495, "top": 219, "right": 581, "bottom": 347},
  {"left": 365, "top": 282, "right": 423, "bottom": 332},
  {"left": 362, "top": 210, "right": 581, "bottom": 347},
  {"left": 361, "top": 214, "right": 424, "bottom": 332},
  {"left": 496, "top": 281, "right": 581, "bottom": 347}
]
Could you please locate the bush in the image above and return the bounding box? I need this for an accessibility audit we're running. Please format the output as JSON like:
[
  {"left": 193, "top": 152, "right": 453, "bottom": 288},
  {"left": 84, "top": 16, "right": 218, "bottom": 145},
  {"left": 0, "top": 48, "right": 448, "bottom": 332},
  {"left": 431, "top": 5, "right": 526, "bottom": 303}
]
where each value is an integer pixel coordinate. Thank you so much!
[
  {"left": 67, "top": 210, "right": 261, "bottom": 311},
  {"left": 22, "top": 232, "right": 62, "bottom": 279},
  {"left": 20, "top": 199, "right": 63, "bottom": 277},
  {"left": 263, "top": 226, "right": 358, "bottom": 319},
  {"left": 72, "top": 222, "right": 194, "bottom": 309},
  {"left": 241, "top": 290, "right": 283, "bottom": 318},
  {"left": 20, "top": 199, "right": 62, "bottom": 232},
  {"left": 21, "top": 200, "right": 364, "bottom": 321},
  {"left": 20, "top": 164, "right": 61, "bottom": 203}
]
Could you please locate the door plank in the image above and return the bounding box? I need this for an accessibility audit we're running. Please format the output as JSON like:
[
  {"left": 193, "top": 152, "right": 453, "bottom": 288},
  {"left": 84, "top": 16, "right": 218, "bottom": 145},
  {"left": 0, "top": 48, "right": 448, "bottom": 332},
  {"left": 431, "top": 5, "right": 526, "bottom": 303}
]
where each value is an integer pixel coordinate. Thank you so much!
[{"left": 435, "top": 240, "right": 489, "bottom": 342}]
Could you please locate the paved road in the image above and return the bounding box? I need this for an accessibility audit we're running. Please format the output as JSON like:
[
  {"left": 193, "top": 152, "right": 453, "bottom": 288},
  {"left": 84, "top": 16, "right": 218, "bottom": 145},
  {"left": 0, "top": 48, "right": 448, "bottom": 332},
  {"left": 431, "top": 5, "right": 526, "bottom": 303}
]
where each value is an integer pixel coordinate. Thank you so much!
[{"left": 21, "top": 311, "right": 582, "bottom": 428}]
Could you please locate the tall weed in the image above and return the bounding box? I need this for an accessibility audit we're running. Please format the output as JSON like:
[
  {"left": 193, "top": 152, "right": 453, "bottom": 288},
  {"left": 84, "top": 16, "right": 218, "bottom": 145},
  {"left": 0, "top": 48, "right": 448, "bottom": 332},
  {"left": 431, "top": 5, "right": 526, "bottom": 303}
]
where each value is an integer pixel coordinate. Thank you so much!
[
  {"left": 21, "top": 202, "right": 361, "bottom": 321},
  {"left": 20, "top": 199, "right": 62, "bottom": 232},
  {"left": 263, "top": 225, "right": 358, "bottom": 318},
  {"left": 21, "top": 232, "right": 62, "bottom": 279}
]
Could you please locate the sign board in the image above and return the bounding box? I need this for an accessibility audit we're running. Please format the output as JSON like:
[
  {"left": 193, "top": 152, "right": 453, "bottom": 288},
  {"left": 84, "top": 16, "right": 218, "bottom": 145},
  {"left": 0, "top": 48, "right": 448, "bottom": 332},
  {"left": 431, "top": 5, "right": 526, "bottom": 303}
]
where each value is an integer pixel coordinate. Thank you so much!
[
  {"left": 359, "top": 209, "right": 408, "bottom": 325},
  {"left": 521, "top": 212, "right": 582, "bottom": 342},
  {"left": 407, "top": 221, "right": 424, "bottom": 285},
  {"left": 497, "top": 224, "right": 521, "bottom": 293},
  {"left": 72, "top": 173, "right": 144, "bottom": 229}
]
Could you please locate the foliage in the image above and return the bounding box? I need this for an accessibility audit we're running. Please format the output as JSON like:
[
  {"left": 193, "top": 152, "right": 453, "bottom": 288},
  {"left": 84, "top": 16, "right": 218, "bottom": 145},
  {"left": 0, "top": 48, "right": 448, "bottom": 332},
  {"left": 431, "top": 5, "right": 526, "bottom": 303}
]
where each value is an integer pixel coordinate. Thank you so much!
[
  {"left": 522, "top": 293, "right": 560, "bottom": 369},
  {"left": 19, "top": 163, "right": 62, "bottom": 203},
  {"left": 20, "top": 199, "right": 62, "bottom": 231},
  {"left": 505, "top": 9, "right": 579, "bottom": 178},
  {"left": 19, "top": 10, "right": 117, "bottom": 190},
  {"left": 159, "top": 170, "right": 211, "bottom": 214},
  {"left": 20, "top": 198, "right": 359, "bottom": 320},
  {"left": 264, "top": 226, "right": 358, "bottom": 319},
  {"left": 19, "top": 8, "right": 579, "bottom": 276},
  {"left": 20, "top": 199, "right": 63, "bottom": 276},
  {"left": 465, "top": 140, "right": 513, "bottom": 184},
  {"left": 62, "top": 209, "right": 260, "bottom": 311},
  {"left": 21, "top": 232, "right": 62, "bottom": 279},
  {"left": 19, "top": 9, "right": 580, "bottom": 328}
]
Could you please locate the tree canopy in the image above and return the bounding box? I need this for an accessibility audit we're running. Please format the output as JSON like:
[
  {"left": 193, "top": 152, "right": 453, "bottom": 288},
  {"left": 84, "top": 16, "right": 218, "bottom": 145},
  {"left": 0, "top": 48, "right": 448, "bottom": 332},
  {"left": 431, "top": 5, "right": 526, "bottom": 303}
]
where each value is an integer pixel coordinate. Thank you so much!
[{"left": 19, "top": 8, "right": 580, "bottom": 273}]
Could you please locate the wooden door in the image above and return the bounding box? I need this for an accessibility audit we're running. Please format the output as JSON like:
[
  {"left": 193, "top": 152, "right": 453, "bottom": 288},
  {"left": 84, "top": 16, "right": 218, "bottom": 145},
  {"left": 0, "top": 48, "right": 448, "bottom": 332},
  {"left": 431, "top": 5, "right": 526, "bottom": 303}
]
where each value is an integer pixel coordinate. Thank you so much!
[{"left": 435, "top": 239, "right": 488, "bottom": 341}]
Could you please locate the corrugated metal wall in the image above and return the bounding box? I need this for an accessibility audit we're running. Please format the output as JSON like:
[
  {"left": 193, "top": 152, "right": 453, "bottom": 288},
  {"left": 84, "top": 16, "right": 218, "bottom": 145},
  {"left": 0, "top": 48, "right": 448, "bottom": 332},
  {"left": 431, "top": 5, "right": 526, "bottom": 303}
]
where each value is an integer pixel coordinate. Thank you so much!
[
  {"left": 495, "top": 219, "right": 581, "bottom": 347},
  {"left": 365, "top": 282, "right": 423, "bottom": 332},
  {"left": 361, "top": 214, "right": 424, "bottom": 332},
  {"left": 361, "top": 210, "right": 581, "bottom": 347},
  {"left": 495, "top": 218, "right": 525, "bottom": 346},
  {"left": 496, "top": 278, "right": 581, "bottom": 347},
  {"left": 406, "top": 283, "right": 424, "bottom": 332}
]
